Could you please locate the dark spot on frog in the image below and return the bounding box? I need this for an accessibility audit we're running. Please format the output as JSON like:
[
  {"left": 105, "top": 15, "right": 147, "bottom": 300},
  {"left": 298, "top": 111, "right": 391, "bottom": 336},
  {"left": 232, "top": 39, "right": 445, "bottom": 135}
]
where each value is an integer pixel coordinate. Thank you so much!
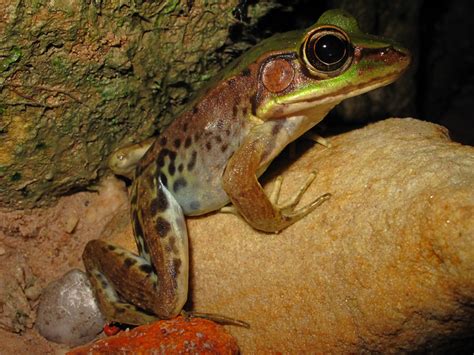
[
  {"left": 183, "top": 123, "right": 188, "bottom": 132},
  {"left": 116, "top": 308, "right": 126, "bottom": 314},
  {"left": 168, "top": 161, "right": 176, "bottom": 176},
  {"left": 139, "top": 264, "right": 154, "bottom": 274},
  {"left": 232, "top": 105, "right": 238, "bottom": 116},
  {"left": 215, "top": 135, "right": 222, "bottom": 143},
  {"left": 171, "top": 258, "right": 182, "bottom": 278},
  {"left": 157, "top": 149, "right": 177, "bottom": 167},
  {"left": 178, "top": 163, "right": 184, "bottom": 173},
  {"left": 101, "top": 280, "right": 108, "bottom": 289},
  {"left": 194, "top": 132, "right": 201, "bottom": 142},
  {"left": 205, "top": 141, "right": 212, "bottom": 150},
  {"left": 242, "top": 107, "right": 248, "bottom": 116},
  {"left": 156, "top": 217, "right": 171, "bottom": 237},
  {"left": 157, "top": 150, "right": 167, "bottom": 168},
  {"left": 190, "top": 200, "right": 200, "bottom": 211},
  {"left": 124, "top": 258, "right": 137, "bottom": 268},
  {"left": 192, "top": 106, "right": 198, "bottom": 114},
  {"left": 184, "top": 137, "right": 192, "bottom": 148},
  {"left": 173, "top": 139, "right": 181, "bottom": 149},
  {"left": 173, "top": 177, "right": 187, "bottom": 193},
  {"left": 167, "top": 235, "right": 178, "bottom": 254},
  {"left": 150, "top": 197, "right": 159, "bottom": 215},
  {"left": 169, "top": 150, "right": 177, "bottom": 161},
  {"left": 272, "top": 123, "right": 282, "bottom": 136},
  {"left": 225, "top": 129, "right": 231, "bottom": 136},
  {"left": 242, "top": 68, "right": 251, "bottom": 76},
  {"left": 159, "top": 137, "right": 167, "bottom": 146},
  {"left": 107, "top": 245, "right": 116, "bottom": 251},
  {"left": 187, "top": 151, "right": 197, "bottom": 171},
  {"left": 221, "top": 143, "right": 228, "bottom": 152},
  {"left": 156, "top": 187, "right": 169, "bottom": 211}
]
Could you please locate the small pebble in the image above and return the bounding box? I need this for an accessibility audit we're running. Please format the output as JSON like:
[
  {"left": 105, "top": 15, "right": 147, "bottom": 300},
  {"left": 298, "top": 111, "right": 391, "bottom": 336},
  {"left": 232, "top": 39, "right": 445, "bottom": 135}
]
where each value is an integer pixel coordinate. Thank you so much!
[
  {"left": 36, "top": 269, "right": 105, "bottom": 346},
  {"left": 63, "top": 215, "right": 79, "bottom": 233}
]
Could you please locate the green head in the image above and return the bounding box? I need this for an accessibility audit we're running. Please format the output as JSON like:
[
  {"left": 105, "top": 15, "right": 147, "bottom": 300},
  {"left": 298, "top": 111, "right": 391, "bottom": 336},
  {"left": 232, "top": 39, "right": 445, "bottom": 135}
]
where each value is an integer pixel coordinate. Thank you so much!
[{"left": 235, "top": 9, "right": 411, "bottom": 119}]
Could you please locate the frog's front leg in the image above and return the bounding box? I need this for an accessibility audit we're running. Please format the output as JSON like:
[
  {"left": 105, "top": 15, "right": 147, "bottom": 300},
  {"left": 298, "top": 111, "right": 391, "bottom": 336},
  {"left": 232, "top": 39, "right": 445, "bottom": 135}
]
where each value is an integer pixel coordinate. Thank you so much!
[
  {"left": 83, "top": 171, "right": 188, "bottom": 324},
  {"left": 223, "top": 118, "right": 330, "bottom": 233}
]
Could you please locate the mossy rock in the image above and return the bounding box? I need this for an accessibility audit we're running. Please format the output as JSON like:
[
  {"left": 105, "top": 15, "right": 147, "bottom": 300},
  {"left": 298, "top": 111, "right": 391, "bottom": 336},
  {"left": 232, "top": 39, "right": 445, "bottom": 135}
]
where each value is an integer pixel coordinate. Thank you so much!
[{"left": 0, "top": 0, "right": 266, "bottom": 208}]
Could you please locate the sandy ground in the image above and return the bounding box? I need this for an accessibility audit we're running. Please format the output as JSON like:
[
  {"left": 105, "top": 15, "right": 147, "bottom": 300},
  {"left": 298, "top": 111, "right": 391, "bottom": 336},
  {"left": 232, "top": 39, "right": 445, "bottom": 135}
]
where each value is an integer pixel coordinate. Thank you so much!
[{"left": 0, "top": 177, "right": 130, "bottom": 354}]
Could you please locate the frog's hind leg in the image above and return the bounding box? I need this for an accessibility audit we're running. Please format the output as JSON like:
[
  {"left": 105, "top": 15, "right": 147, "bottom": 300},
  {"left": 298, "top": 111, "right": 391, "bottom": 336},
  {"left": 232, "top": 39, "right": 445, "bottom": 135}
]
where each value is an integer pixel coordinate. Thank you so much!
[
  {"left": 83, "top": 173, "right": 189, "bottom": 324},
  {"left": 83, "top": 241, "right": 160, "bottom": 324}
]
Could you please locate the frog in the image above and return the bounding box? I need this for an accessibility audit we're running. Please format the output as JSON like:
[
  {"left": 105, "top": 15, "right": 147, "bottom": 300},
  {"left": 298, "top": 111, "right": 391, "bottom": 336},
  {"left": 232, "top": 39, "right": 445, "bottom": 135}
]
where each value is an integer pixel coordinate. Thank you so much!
[{"left": 83, "top": 9, "right": 411, "bottom": 325}]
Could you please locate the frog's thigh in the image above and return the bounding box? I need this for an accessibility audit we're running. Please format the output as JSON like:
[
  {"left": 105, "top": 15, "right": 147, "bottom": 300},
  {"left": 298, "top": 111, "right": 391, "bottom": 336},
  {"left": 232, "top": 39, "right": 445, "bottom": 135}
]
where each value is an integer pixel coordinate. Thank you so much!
[
  {"left": 83, "top": 176, "right": 189, "bottom": 323},
  {"left": 132, "top": 174, "right": 189, "bottom": 316}
]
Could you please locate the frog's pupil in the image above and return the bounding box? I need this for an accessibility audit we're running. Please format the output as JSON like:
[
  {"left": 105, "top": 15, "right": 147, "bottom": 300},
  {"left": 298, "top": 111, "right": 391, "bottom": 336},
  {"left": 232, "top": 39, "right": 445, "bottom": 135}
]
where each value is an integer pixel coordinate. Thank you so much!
[{"left": 314, "top": 34, "right": 346, "bottom": 65}]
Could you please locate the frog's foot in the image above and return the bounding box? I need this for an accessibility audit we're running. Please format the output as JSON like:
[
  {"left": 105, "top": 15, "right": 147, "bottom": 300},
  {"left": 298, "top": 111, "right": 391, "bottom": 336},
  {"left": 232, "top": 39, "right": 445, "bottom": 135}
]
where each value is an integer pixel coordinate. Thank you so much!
[
  {"left": 270, "top": 171, "right": 331, "bottom": 223},
  {"left": 303, "top": 131, "right": 332, "bottom": 148},
  {"left": 84, "top": 251, "right": 159, "bottom": 324},
  {"left": 181, "top": 310, "right": 250, "bottom": 328}
]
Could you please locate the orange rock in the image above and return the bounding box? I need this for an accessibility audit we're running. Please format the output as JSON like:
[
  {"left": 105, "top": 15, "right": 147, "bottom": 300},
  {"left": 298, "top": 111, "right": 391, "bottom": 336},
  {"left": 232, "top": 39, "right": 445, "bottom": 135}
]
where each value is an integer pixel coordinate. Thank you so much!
[{"left": 67, "top": 316, "right": 239, "bottom": 354}]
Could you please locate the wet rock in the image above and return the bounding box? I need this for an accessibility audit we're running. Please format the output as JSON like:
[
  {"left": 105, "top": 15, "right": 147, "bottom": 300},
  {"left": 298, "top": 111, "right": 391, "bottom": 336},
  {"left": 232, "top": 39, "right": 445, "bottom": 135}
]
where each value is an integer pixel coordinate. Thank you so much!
[
  {"left": 36, "top": 269, "right": 105, "bottom": 346},
  {"left": 67, "top": 316, "right": 239, "bottom": 354}
]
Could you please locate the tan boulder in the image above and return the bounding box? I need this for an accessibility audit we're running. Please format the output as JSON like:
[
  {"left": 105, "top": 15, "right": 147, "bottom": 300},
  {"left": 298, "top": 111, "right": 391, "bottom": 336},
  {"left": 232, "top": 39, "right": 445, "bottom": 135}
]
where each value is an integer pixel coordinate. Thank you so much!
[{"left": 109, "top": 118, "right": 474, "bottom": 352}]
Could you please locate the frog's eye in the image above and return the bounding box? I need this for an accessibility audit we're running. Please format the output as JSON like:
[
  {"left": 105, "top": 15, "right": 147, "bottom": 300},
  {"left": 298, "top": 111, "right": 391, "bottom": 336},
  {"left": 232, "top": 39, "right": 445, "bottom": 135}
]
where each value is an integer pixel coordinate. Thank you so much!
[{"left": 301, "top": 26, "right": 353, "bottom": 78}]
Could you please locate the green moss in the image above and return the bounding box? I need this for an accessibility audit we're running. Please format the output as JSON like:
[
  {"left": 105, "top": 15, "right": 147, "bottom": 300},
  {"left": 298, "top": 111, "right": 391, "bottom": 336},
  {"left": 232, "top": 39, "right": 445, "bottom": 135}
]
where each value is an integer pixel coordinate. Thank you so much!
[
  {"left": 50, "top": 56, "right": 71, "bottom": 77},
  {"left": 162, "top": 0, "right": 179, "bottom": 14},
  {"left": 0, "top": 47, "right": 22, "bottom": 73},
  {"left": 100, "top": 79, "right": 132, "bottom": 101}
]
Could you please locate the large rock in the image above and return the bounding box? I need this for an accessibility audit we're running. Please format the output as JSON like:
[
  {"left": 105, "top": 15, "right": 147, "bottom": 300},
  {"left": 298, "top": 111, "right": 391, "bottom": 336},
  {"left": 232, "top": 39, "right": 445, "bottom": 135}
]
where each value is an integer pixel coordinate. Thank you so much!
[
  {"left": 0, "top": 0, "right": 243, "bottom": 208},
  {"left": 105, "top": 118, "right": 473, "bottom": 352}
]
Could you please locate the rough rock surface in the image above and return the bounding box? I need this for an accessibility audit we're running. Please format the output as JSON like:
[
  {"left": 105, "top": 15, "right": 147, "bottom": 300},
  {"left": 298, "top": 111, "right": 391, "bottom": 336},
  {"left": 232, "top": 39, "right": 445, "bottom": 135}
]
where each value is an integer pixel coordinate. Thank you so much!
[
  {"left": 0, "top": 0, "right": 243, "bottom": 208},
  {"left": 0, "top": 250, "right": 40, "bottom": 333},
  {"left": 67, "top": 316, "right": 239, "bottom": 354},
  {"left": 106, "top": 118, "right": 474, "bottom": 352}
]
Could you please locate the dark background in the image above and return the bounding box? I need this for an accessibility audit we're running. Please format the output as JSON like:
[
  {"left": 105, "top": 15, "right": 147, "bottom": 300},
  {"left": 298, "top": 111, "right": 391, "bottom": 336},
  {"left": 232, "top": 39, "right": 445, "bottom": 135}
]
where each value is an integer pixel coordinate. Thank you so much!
[{"left": 231, "top": 0, "right": 474, "bottom": 145}]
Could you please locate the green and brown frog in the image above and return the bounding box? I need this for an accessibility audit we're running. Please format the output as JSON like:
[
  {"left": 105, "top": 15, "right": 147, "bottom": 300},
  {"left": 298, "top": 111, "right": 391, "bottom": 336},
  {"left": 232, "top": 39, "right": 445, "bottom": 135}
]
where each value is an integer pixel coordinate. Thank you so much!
[{"left": 83, "top": 9, "right": 411, "bottom": 325}]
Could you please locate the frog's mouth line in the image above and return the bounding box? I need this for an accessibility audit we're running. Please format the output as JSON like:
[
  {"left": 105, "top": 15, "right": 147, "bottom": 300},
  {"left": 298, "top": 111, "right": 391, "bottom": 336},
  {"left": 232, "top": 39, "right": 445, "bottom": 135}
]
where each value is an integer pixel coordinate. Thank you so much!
[{"left": 266, "top": 68, "right": 407, "bottom": 119}]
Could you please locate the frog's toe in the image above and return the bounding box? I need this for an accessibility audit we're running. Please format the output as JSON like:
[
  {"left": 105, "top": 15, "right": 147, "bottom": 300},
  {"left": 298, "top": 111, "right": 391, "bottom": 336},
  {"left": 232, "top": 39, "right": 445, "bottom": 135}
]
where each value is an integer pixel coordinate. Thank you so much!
[
  {"left": 276, "top": 170, "right": 331, "bottom": 222},
  {"left": 219, "top": 205, "right": 238, "bottom": 215},
  {"left": 282, "top": 192, "right": 331, "bottom": 221},
  {"left": 277, "top": 171, "right": 318, "bottom": 210}
]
